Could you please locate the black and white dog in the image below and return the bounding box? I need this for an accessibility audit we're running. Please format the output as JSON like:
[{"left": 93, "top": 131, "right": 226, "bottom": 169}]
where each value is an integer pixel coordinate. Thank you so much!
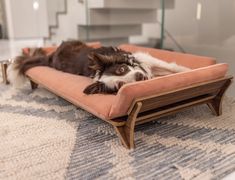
[{"left": 8, "top": 40, "right": 190, "bottom": 94}]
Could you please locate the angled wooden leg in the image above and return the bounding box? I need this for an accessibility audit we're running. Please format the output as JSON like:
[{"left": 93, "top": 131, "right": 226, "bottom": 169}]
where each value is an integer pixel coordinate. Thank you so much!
[
  {"left": 114, "top": 102, "right": 142, "bottom": 149},
  {"left": 30, "top": 80, "right": 38, "bottom": 90},
  {"left": 207, "top": 79, "right": 232, "bottom": 116},
  {"left": 1, "top": 63, "right": 9, "bottom": 84}
]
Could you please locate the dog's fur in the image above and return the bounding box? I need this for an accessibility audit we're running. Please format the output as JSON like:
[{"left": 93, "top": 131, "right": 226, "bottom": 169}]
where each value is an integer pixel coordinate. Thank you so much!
[{"left": 8, "top": 40, "right": 190, "bottom": 94}]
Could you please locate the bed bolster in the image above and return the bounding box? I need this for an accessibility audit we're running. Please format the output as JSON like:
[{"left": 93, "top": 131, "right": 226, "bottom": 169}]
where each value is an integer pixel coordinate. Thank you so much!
[
  {"left": 109, "top": 63, "right": 228, "bottom": 119},
  {"left": 118, "top": 44, "right": 216, "bottom": 69}
]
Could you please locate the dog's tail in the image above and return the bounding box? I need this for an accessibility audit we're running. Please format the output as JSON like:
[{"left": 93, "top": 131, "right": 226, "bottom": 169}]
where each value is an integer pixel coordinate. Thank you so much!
[{"left": 7, "top": 54, "right": 50, "bottom": 88}]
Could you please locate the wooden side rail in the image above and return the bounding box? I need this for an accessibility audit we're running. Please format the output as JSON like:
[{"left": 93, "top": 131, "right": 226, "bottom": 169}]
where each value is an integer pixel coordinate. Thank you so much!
[{"left": 113, "top": 76, "right": 233, "bottom": 149}]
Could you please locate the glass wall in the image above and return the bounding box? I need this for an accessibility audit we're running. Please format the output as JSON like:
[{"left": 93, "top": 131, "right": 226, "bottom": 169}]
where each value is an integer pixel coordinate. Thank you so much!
[{"left": 163, "top": 0, "right": 235, "bottom": 96}]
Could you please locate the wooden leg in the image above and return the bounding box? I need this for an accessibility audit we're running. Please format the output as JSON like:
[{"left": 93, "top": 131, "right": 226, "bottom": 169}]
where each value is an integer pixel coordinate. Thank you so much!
[
  {"left": 207, "top": 79, "right": 232, "bottom": 116},
  {"left": 30, "top": 80, "right": 38, "bottom": 90},
  {"left": 1, "top": 63, "right": 9, "bottom": 84},
  {"left": 114, "top": 102, "right": 142, "bottom": 149}
]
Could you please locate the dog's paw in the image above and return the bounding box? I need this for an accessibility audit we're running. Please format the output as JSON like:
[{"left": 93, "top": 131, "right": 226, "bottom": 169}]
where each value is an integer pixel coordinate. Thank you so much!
[
  {"left": 83, "top": 81, "right": 117, "bottom": 95},
  {"left": 83, "top": 82, "right": 103, "bottom": 94},
  {"left": 83, "top": 81, "right": 107, "bottom": 94}
]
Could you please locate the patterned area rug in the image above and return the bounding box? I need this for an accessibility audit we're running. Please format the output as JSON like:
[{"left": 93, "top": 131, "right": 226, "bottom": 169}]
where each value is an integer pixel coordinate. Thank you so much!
[{"left": 0, "top": 82, "right": 235, "bottom": 180}]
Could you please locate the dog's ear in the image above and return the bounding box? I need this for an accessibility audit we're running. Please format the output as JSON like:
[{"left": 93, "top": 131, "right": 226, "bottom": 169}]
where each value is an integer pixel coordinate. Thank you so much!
[
  {"left": 94, "top": 53, "right": 115, "bottom": 64},
  {"left": 94, "top": 52, "right": 134, "bottom": 65},
  {"left": 83, "top": 81, "right": 116, "bottom": 95},
  {"left": 88, "top": 53, "right": 104, "bottom": 72}
]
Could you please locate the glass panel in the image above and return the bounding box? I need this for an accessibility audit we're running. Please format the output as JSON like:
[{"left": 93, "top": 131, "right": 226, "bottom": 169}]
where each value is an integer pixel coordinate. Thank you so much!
[{"left": 164, "top": 0, "right": 235, "bottom": 96}]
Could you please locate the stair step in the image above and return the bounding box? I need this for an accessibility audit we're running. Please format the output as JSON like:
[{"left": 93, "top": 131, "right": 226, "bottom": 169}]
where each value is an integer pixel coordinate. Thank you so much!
[
  {"left": 46, "top": 0, "right": 175, "bottom": 45},
  {"left": 87, "top": 0, "right": 175, "bottom": 9},
  {"left": 47, "top": 0, "right": 67, "bottom": 26},
  {"left": 78, "top": 25, "right": 142, "bottom": 40},
  {"left": 86, "top": 9, "right": 157, "bottom": 25}
]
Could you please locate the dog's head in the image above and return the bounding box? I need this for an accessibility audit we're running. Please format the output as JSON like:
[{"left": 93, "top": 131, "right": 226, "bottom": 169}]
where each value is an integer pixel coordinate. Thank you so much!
[{"left": 84, "top": 48, "right": 149, "bottom": 94}]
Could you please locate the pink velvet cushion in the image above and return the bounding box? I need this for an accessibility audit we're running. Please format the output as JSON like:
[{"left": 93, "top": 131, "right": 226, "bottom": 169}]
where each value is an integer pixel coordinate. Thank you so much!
[
  {"left": 119, "top": 44, "right": 216, "bottom": 69},
  {"left": 26, "top": 67, "right": 114, "bottom": 120}
]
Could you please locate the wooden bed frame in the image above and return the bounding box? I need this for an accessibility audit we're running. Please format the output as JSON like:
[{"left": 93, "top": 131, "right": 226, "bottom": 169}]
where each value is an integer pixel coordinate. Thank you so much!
[{"left": 29, "top": 76, "right": 233, "bottom": 149}]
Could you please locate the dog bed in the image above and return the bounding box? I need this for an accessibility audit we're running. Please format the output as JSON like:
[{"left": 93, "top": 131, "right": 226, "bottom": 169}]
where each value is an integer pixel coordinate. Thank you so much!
[{"left": 24, "top": 43, "right": 233, "bottom": 149}]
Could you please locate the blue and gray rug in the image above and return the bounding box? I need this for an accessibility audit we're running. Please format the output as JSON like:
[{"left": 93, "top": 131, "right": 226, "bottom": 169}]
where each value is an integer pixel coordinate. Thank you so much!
[{"left": 0, "top": 82, "right": 235, "bottom": 180}]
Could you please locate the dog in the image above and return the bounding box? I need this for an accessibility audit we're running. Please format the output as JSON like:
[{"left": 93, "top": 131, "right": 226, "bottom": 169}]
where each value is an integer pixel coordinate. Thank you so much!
[{"left": 8, "top": 40, "right": 190, "bottom": 94}]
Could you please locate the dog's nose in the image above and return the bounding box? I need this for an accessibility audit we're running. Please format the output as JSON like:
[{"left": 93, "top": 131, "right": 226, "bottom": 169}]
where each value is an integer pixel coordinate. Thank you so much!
[{"left": 135, "top": 72, "right": 146, "bottom": 81}]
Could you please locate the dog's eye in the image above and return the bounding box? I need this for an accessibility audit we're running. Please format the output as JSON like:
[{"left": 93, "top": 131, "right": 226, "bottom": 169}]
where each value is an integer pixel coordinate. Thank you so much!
[
  {"left": 116, "top": 65, "right": 127, "bottom": 75},
  {"left": 119, "top": 67, "right": 125, "bottom": 73}
]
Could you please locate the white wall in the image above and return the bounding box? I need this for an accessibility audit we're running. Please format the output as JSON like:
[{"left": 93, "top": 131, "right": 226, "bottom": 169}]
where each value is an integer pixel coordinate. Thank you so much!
[
  {"left": 4, "top": 0, "right": 48, "bottom": 39},
  {"left": 46, "top": 0, "right": 65, "bottom": 26}
]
